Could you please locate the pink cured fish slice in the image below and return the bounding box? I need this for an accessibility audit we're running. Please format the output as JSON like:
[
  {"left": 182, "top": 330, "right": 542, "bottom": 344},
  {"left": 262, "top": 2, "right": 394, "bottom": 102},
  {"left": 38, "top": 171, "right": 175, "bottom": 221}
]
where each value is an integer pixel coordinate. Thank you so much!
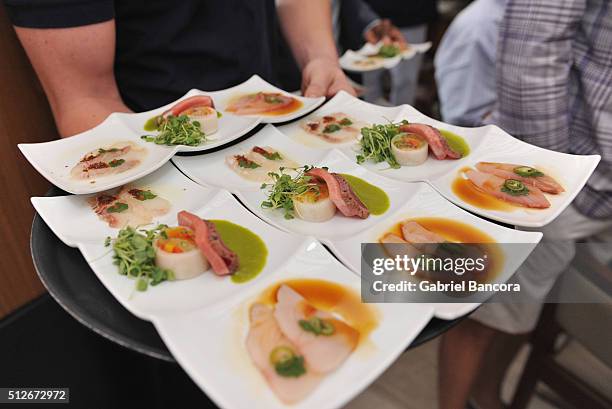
[
  {"left": 227, "top": 92, "right": 294, "bottom": 115},
  {"left": 466, "top": 170, "right": 551, "bottom": 209},
  {"left": 475, "top": 162, "right": 564, "bottom": 194},
  {"left": 246, "top": 303, "right": 322, "bottom": 404},
  {"left": 177, "top": 211, "right": 239, "bottom": 275},
  {"left": 273, "top": 285, "right": 359, "bottom": 374},
  {"left": 305, "top": 168, "right": 370, "bottom": 219},
  {"left": 399, "top": 123, "right": 461, "bottom": 160},
  {"left": 162, "top": 95, "right": 215, "bottom": 118},
  {"left": 400, "top": 221, "right": 444, "bottom": 254}
]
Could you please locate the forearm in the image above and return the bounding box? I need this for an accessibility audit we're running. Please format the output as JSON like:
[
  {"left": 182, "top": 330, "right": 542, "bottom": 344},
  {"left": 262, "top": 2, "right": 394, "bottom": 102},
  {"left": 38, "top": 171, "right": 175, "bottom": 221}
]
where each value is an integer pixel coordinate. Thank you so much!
[
  {"left": 276, "top": 0, "right": 339, "bottom": 68},
  {"left": 494, "top": 0, "right": 583, "bottom": 152},
  {"left": 52, "top": 95, "right": 131, "bottom": 138}
]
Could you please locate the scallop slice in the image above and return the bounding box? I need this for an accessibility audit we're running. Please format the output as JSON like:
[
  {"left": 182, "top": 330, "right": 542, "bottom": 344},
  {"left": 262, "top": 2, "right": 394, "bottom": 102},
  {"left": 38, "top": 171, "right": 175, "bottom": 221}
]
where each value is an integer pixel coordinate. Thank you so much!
[{"left": 293, "top": 184, "right": 336, "bottom": 222}]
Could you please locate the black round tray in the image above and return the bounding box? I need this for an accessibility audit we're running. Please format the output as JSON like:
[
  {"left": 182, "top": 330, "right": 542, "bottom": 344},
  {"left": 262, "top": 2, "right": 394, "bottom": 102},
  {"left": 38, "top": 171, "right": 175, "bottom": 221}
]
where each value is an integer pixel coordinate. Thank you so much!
[{"left": 30, "top": 187, "right": 466, "bottom": 362}]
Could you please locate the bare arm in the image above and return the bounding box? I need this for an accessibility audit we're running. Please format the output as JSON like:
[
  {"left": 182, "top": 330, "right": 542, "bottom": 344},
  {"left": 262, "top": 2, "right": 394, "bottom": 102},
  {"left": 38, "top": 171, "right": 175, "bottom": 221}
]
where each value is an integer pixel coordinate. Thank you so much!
[
  {"left": 276, "top": 0, "right": 355, "bottom": 97},
  {"left": 15, "top": 20, "right": 131, "bottom": 138}
]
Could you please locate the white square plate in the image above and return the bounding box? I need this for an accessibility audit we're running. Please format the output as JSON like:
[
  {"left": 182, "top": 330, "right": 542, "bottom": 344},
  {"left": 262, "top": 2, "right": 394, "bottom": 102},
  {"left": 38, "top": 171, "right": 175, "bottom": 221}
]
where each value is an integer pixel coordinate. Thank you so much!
[
  {"left": 153, "top": 239, "right": 435, "bottom": 409},
  {"left": 84, "top": 189, "right": 307, "bottom": 320},
  {"left": 328, "top": 182, "right": 542, "bottom": 319},
  {"left": 277, "top": 91, "right": 404, "bottom": 149},
  {"left": 238, "top": 150, "right": 421, "bottom": 241},
  {"left": 207, "top": 75, "right": 325, "bottom": 124},
  {"left": 339, "top": 42, "right": 431, "bottom": 73},
  {"left": 19, "top": 115, "right": 176, "bottom": 195},
  {"left": 172, "top": 125, "right": 325, "bottom": 192},
  {"left": 31, "top": 163, "right": 216, "bottom": 261},
  {"left": 118, "top": 88, "right": 262, "bottom": 153}
]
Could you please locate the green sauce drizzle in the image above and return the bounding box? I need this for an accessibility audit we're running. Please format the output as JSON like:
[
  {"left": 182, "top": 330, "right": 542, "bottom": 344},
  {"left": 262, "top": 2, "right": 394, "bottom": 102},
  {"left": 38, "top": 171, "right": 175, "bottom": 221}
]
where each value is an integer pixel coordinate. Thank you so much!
[
  {"left": 440, "top": 130, "right": 470, "bottom": 157},
  {"left": 210, "top": 220, "right": 267, "bottom": 284},
  {"left": 340, "top": 174, "right": 390, "bottom": 215},
  {"left": 143, "top": 116, "right": 159, "bottom": 132}
]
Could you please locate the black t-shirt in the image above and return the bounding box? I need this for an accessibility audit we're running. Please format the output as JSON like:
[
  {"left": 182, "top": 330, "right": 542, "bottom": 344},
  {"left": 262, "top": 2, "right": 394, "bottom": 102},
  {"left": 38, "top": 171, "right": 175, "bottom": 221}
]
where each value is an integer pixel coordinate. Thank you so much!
[{"left": 5, "top": 0, "right": 278, "bottom": 111}]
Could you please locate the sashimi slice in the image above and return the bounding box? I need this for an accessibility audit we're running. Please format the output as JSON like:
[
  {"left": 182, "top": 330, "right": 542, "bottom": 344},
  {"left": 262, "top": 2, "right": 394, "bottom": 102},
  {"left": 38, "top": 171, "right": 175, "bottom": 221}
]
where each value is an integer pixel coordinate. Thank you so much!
[
  {"left": 306, "top": 168, "right": 369, "bottom": 219},
  {"left": 379, "top": 233, "right": 423, "bottom": 260},
  {"left": 246, "top": 303, "right": 322, "bottom": 404},
  {"left": 274, "top": 285, "right": 359, "bottom": 374},
  {"left": 177, "top": 211, "right": 239, "bottom": 275},
  {"left": 227, "top": 92, "right": 294, "bottom": 115},
  {"left": 475, "top": 162, "right": 564, "bottom": 194},
  {"left": 399, "top": 123, "right": 461, "bottom": 160},
  {"left": 465, "top": 170, "right": 550, "bottom": 209},
  {"left": 162, "top": 95, "right": 214, "bottom": 118},
  {"left": 401, "top": 221, "right": 444, "bottom": 254},
  {"left": 71, "top": 142, "right": 146, "bottom": 180}
]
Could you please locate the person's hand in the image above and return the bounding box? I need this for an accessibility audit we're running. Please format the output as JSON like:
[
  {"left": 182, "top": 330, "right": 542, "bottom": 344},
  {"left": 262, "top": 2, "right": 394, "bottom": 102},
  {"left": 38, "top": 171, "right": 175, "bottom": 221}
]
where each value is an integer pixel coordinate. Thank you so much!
[
  {"left": 301, "top": 58, "right": 356, "bottom": 98},
  {"left": 364, "top": 19, "right": 408, "bottom": 50}
]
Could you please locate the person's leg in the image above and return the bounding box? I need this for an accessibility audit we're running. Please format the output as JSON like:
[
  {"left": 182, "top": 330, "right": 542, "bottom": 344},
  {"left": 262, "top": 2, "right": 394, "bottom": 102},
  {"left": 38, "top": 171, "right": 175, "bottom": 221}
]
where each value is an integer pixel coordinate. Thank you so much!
[
  {"left": 389, "top": 24, "right": 427, "bottom": 105},
  {"left": 470, "top": 331, "right": 528, "bottom": 409},
  {"left": 438, "top": 319, "right": 497, "bottom": 409}
]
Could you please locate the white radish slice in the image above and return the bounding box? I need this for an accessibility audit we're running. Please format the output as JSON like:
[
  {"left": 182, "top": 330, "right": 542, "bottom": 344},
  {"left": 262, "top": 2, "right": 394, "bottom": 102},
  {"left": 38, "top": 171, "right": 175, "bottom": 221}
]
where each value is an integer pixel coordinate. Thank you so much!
[
  {"left": 153, "top": 228, "right": 209, "bottom": 280},
  {"left": 185, "top": 106, "right": 219, "bottom": 135},
  {"left": 391, "top": 133, "right": 428, "bottom": 166},
  {"left": 292, "top": 185, "right": 336, "bottom": 222}
]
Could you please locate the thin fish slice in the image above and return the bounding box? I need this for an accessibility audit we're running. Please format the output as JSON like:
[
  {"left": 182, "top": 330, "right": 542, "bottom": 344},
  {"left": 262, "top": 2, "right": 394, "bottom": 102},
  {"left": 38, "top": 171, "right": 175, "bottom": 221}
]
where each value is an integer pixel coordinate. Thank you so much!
[
  {"left": 399, "top": 123, "right": 461, "bottom": 160},
  {"left": 227, "top": 92, "right": 294, "bottom": 115},
  {"left": 466, "top": 170, "right": 550, "bottom": 209},
  {"left": 177, "top": 211, "right": 239, "bottom": 275},
  {"left": 306, "top": 168, "right": 369, "bottom": 219},
  {"left": 246, "top": 303, "right": 322, "bottom": 404},
  {"left": 475, "top": 162, "right": 564, "bottom": 194},
  {"left": 273, "top": 285, "right": 359, "bottom": 374}
]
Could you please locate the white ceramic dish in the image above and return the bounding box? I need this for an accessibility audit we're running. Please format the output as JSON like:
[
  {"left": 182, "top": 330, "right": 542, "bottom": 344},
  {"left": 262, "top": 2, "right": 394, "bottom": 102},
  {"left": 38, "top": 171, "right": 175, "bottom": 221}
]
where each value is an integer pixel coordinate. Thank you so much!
[
  {"left": 329, "top": 182, "right": 543, "bottom": 319},
  {"left": 238, "top": 149, "right": 420, "bottom": 241},
  {"left": 119, "top": 88, "right": 261, "bottom": 153},
  {"left": 31, "top": 163, "right": 216, "bottom": 261},
  {"left": 207, "top": 75, "right": 325, "bottom": 124},
  {"left": 332, "top": 103, "right": 600, "bottom": 227},
  {"left": 339, "top": 41, "right": 431, "bottom": 73},
  {"left": 87, "top": 189, "right": 305, "bottom": 320},
  {"left": 153, "top": 239, "right": 436, "bottom": 409},
  {"left": 277, "top": 91, "right": 404, "bottom": 149},
  {"left": 19, "top": 115, "right": 177, "bottom": 195},
  {"left": 172, "top": 125, "right": 324, "bottom": 192}
]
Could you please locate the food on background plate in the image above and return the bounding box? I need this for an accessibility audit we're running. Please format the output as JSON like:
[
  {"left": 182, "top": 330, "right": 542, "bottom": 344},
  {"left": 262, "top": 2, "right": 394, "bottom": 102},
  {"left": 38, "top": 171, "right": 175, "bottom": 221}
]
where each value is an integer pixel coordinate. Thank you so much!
[
  {"left": 261, "top": 165, "right": 389, "bottom": 222},
  {"left": 463, "top": 169, "right": 551, "bottom": 209},
  {"left": 379, "top": 218, "right": 499, "bottom": 283},
  {"left": 70, "top": 141, "right": 146, "bottom": 181},
  {"left": 225, "top": 146, "right": 299, "bottom": 182},
  {"left": 226, "top": 92, "right": 302, "bottom": 116},
  {"left": 247, "top": 280, "right": 376, "bottom": 404},
  {"left": 105, "top": 211, "right": 267, "bottom": 290},
  {"left": 142, "top": 95, "right": 220, "bottom": 146},
  {"left": 89, "top": 185, "right": 171, "bottom": 228},
  {"left": 301, "top": 113, "right": 368, "bottom": 144},
  {"left": 356, "top": 121, "right": 468, "bottom": 169},
  {"left": 475, "top": 162, "right": 564, "bottom": 194}
]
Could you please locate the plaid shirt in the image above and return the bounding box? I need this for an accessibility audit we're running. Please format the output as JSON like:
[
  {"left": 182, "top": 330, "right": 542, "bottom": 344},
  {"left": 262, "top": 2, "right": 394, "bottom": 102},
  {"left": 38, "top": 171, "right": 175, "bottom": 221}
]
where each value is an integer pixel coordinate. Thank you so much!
[{"left": 493, "top": 0, "right": 612, "bottom": 219}]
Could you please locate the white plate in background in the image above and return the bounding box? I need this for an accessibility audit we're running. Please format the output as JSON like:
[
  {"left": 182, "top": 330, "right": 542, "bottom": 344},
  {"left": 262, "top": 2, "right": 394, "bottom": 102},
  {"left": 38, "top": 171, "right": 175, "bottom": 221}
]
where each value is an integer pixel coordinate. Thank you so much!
[
  {"left": 154, "top": 239, "right": 435, "bottom": 409},
  {"left": 340, "top": 41, "right": 431, "bottom": 73},
  {"left": 207, "top": 75, "right": 325, "bottom": 124}
]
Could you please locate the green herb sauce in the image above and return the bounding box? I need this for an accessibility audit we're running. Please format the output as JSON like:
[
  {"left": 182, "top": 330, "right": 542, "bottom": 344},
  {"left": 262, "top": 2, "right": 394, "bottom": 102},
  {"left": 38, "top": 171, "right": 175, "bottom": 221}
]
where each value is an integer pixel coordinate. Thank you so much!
[
  {"left": 439, "top": 130, "right": 470, "bottom": 157},
  {"left": 143, "top": 116, "right": 160, "bottom": 132},
  {"left": 340, "top": 174, "right": 389, "bottom": 215},
  {"left": 211, "top": 220, "right": 267, "bottom": 283}
]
